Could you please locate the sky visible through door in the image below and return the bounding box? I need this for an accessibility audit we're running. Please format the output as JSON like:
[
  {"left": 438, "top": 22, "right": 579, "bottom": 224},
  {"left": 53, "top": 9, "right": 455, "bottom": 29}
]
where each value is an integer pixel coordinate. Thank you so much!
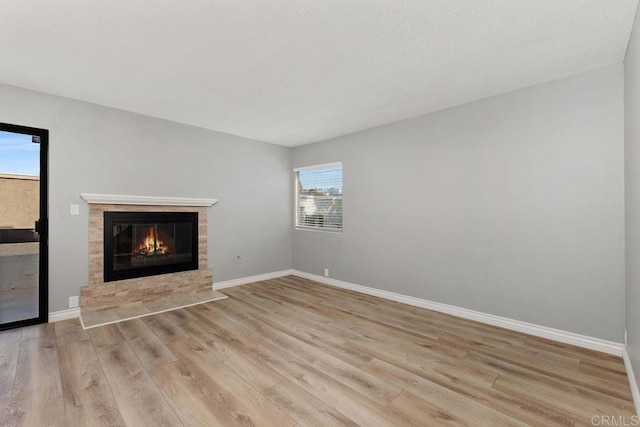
[{"left": 0, "top": 131, "right": 39, "bottom": 175}]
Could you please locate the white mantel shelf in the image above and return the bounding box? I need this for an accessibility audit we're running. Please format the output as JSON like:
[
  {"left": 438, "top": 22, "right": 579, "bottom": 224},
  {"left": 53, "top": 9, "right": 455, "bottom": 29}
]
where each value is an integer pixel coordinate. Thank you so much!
[{"left": 80, "top": 193, "right": 218, "bottom": 207}]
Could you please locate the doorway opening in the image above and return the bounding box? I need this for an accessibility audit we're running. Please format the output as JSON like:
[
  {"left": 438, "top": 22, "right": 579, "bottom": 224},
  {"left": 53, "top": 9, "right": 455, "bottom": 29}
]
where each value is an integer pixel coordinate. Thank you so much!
[{"left": 0, "top": 122, "right": 48, "bottom": 330}]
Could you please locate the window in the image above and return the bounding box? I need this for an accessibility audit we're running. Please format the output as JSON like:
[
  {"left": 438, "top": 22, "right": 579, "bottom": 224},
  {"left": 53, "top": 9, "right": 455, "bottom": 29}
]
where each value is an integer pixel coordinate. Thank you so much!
[{"left": 294, "top": 162, "right": 342, "bottom": 231}]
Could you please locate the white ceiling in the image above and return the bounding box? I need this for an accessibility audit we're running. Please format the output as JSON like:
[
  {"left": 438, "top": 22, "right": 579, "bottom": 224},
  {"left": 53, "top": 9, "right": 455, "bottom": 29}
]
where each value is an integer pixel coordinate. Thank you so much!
[{"left": 0, "top": 1, "right": 638, "bottom": 147}]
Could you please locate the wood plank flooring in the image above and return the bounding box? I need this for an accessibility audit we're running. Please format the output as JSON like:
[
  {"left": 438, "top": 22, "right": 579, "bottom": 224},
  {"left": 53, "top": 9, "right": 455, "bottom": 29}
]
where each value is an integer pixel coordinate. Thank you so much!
[{"left": 0, "top": 275, "right": 635, "bottom": 426}]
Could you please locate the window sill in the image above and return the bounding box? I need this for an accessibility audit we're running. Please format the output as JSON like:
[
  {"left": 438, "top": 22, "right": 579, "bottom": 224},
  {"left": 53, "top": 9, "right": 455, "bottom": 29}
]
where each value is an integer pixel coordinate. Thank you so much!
[{"left": 294, "top": 226, "right": 342, "bottom": 234}]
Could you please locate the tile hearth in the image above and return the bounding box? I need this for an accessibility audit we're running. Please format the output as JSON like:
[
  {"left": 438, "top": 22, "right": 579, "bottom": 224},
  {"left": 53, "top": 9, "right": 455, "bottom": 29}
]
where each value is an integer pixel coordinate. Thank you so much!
[{"left": 81, "top": 288, "right": 226, "bottom": 329}]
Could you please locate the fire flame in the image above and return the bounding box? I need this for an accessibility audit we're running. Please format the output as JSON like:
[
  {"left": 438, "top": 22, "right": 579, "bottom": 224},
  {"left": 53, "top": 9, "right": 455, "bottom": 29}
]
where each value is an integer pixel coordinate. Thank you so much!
[{"left": 138, "top": 226, "right": 169, "bottom": 256}]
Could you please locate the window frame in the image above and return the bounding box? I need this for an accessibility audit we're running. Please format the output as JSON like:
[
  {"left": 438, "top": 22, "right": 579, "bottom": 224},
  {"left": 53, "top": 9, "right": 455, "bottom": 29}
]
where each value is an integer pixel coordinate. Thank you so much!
[{"left": 294, "top": 162, "right": 343, "bottom": 233}]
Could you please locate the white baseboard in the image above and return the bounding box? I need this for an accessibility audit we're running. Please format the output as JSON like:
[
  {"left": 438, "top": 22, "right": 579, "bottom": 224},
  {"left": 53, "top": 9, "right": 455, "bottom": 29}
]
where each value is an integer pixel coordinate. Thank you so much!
[
  {"left": 624, "top": 348, "right": 640, "bottom": 417},
  {"left": 48, "top": 308, "right": 80, "bottom": 322},
  {"left": 291, "top": 270, "right": 625, "bottom": 356},
  {"left": 214, "top": 269, "right": 295, "bottom": 290}
]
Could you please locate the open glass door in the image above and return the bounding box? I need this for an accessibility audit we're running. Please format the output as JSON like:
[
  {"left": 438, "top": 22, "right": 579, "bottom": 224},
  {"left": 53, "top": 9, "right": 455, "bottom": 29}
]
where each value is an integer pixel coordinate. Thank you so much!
[{"left": 0, "top": 123, "right": 48, "bottom": 330}]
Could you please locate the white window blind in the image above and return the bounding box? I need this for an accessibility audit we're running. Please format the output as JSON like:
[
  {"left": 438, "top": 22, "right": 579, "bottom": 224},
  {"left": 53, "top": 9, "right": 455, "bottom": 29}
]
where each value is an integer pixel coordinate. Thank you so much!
[{"left": 294, "top": 163, "right": 342, "bottom": 231}]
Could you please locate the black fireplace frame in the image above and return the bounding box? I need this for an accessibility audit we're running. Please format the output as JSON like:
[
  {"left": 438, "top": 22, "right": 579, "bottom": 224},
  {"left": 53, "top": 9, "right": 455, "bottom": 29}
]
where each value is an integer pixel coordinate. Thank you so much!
[{"left": 103, "top": 211, "right": 198, "bottom": 282}]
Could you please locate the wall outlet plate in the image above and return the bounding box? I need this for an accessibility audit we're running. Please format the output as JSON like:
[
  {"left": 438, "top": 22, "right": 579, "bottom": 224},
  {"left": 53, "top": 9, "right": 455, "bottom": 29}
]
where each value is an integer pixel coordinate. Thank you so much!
[
  {"left": 324, "top": 268, "right": 329, "bottom": 277},
  {"left": 69, "top": 295, "right": 79, "bottom": 309},
  {"left": 70, "top": 204, "right": 79, "bottom": 215}
]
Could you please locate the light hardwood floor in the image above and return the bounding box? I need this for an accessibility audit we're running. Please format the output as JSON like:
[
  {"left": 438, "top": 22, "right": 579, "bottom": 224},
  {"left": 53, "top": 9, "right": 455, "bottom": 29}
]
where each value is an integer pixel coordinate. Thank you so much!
[{"left": 0, "top": 275, "right": 635, "bottom": 426}]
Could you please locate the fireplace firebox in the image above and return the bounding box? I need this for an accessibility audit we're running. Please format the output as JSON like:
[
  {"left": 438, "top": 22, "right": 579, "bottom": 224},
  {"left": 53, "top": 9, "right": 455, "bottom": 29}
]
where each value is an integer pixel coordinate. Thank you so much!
[{"left": 103, "top": 211, "right": 198, "bottom": 282}]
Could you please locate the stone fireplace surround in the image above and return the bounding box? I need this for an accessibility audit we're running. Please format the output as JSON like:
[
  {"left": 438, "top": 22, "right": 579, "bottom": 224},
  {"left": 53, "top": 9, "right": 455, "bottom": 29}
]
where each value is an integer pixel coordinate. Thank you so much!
[{"left": 78, "top": 193, "right": 225, "bottom": 328}]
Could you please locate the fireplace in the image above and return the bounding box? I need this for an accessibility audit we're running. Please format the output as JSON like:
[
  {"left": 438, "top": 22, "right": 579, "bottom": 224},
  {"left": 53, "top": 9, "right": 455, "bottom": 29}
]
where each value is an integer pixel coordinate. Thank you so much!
[{"left": 103, "top": 211, "right": 198, "bottom": 282}]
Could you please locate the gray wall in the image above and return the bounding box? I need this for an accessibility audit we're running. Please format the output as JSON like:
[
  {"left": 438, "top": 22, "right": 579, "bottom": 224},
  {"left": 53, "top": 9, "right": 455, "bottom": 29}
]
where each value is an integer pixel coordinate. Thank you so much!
[
  {"left": 0, "top": 83, "right": 293, "bottom": 312},
  {"left": 0, "top": 59, "right": 627, "bottom": 344},
  {"left": 293, "top": 65, "right": 625, "bottom": 342},
  {"left": 625, "top": 3, "right": 640, "bottom": 392}
]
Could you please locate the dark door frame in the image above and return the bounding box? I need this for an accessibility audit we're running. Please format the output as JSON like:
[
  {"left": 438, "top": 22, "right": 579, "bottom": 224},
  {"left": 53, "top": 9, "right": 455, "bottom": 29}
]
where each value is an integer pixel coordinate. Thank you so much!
[{"left": 0, "top": 122, "right": 48, "bottom": 330}]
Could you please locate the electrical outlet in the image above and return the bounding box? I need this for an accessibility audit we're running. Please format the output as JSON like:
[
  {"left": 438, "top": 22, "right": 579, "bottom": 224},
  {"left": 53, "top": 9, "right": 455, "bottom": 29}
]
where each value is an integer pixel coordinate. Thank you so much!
[
  {"left": 625, "top": 328, "right": 628, "bottom": 346},
  {"left": 70, "top": 204, "right": 79, "bottom": 215},
  {"left": 324, "top": 268, "right": 329, "bottom": 277},
  {"left": 69, "top": 295, "right": 79, "bottom": 309}
]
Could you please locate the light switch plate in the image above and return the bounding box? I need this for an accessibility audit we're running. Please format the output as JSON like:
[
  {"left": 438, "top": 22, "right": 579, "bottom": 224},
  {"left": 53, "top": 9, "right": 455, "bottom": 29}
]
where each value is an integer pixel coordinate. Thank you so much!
[{"left": 70, "top": 204, "right": 79, "bottom": 215}]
